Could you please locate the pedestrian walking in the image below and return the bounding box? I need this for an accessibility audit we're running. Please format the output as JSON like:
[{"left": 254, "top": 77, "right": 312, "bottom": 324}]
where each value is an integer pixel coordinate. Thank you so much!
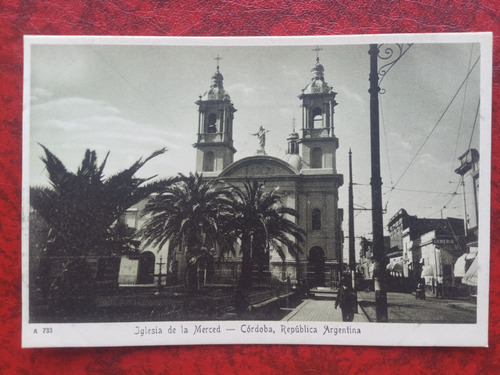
[
  {"left": 335, "top": 276, "right": 355, "bottom": 322},
  {"left": 416, "top": 280, "right": 426, "bottom": 300}
]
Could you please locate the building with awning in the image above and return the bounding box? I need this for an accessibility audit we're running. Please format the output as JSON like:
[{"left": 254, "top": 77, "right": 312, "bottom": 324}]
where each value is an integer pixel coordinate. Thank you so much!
[
  {"left": 418, "top": 229, "right": 466, "bottom": 297},
  {"left": 462, "top": 256, "right": 478, "bottom": 286},
  {"left": 454, "top": 148, "right": 479, "bottom": 298},
  {"left": 385, "top": 249, "right": 408, "bottom": 292},
  {"left": 387, "top": 209, "right": 465, "bottom": 295},
  {"left": 421, "top": 265, "right": 434, "bottom": 277},
  {"left": 453, "top": 251, "right": 478, "bottom": 279},
  {"left": 386, "top": 248, "right": 404, "bottom": 276},
  {"left": 454, "top": 249, "right": 478, "bottom": 301},
  {"left": 387, "top": 261, "right": 403, "bottom": 275}
]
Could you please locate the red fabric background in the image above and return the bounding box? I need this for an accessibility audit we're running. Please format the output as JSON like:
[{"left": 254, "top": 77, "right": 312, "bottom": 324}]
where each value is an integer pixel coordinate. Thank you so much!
[{"left": 1, "top": 1, "right": 499, "bottom": 373}]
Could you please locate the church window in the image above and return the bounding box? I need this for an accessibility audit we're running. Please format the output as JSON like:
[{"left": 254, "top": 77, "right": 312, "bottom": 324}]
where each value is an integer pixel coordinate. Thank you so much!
[
  {"left": 123, "top": 209, "right": 138, "bottom": 229},
  {"left": 207, "top": 113, "right": 217, "bottom": 133},
  {"left": 312, "top": 107, "right": 323, "bottom": 128},
  {"left": 203, "top": 151, "right": 215, "bottom": 172},
  {"left": 311, "top": 147, "right": 323, "bottom": 168},
  {"left": 312, "top": 208, "right": 322, "bottom": 230}
]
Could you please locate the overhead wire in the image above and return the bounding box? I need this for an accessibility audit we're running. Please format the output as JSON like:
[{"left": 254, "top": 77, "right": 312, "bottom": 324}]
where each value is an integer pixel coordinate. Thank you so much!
[
  {"left": 379, "top": 96, "right": 394, "bottom": 186},
  {"left": 391, "top": 56, "right": 480, "bottom": 190},
  {"left": 379, "top": 95, "right": 394, "bottom": 213},
  {"left": 431, "top": 55, "right": 480, "bottom": 219},
  {"left": 382, "top": 186, "right": 455, "bottom": 195},
  {"left": 427, "top": 179, "right": 462, "bottom": 218},
  {"left": 467, "top": 98, "right": 480, "bottom": 151},
  {"left": 448, "top": 44, "right": 475, "bottom": 183}
]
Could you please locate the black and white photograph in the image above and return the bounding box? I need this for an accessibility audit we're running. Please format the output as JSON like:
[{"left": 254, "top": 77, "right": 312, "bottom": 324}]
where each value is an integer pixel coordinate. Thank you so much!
[{"left": 22, "top": 34, "right": 491, "bottom": 347}]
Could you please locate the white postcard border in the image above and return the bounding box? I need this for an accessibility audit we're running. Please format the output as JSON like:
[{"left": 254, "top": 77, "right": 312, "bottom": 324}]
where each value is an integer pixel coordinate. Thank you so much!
[{"left": 22, "top": 32, "right": 492, "bottom": 348}]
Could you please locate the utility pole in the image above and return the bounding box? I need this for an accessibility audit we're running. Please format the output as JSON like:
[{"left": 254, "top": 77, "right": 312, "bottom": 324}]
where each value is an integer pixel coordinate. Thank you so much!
[
  {"left": 368, "top": 44, "right": 388, "bottom": 322},
  {"left": 348, "top": 149, "right": 358, "bottom": 312},
  {"left": 368, "top": 42, "right": 413, "bottom": 322},
  {"left": 460, "top": 176, "right": 469, "bottom": 236}
]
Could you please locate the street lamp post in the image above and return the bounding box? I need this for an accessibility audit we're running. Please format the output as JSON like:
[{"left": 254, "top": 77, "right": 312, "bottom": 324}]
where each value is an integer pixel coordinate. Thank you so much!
[
  {"left": 348, "top": 148, "right": 358, "bottom": 312},
  {"left": 368, "top": 44, "right": 388, "bottom": 322},
  {"left": 368, "top": 43, "right": 413, "bottom": 322}
]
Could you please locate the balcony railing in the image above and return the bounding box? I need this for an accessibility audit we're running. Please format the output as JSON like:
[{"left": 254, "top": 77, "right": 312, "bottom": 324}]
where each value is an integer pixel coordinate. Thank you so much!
[
  {"left": 301, "top": 127, "right": 332, "bottom": 138},
  {"left": 198, "top": 132, "right": 229, "bottom": 143}
]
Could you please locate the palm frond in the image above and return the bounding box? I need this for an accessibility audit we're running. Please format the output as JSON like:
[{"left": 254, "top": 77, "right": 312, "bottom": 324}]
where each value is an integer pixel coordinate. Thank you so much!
[{"left": 31, "top": 146, "right": 168, "bottom": 257}]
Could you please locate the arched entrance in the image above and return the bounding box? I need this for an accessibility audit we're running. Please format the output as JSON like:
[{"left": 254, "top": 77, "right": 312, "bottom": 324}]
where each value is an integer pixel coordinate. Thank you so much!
[
  {"left": 136, "top": 251, "right": 155, "bottom": 284},
  {"left": 308, "top": 246, "right": 326, "bottom": 287}
]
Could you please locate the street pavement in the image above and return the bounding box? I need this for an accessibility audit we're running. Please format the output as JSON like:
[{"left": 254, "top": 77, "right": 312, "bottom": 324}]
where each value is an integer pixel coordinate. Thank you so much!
[
  {"left": 281, "top": 288, "right": 368, "bottom": 322},
  {"left": 282, "top": 298, "right": 368, "bottom": 322},
  {"left": 280, "top": 290, "right": 476, "bottom": 324},
  {"left": 357, "top": 291, "right": 477, "bottom": 323}
]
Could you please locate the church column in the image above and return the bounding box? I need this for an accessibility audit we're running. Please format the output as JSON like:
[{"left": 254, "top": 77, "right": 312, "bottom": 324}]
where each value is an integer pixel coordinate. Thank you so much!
[
  {"left": 218, "top": 107, "right": 223, "bottom": 133},
  {"left": 301, "top": 103, "right": 305, "bottom": 131},
  {"left": 330, "top": 101, "right": 335, "bottom": 133},
  {"left": 197, "top": 107, "right": 201, "bottom": 141},
  {"left": 323, "top": 102, "right": 328, "bottom": 129},
  {"left": 221, "top": 107, "right": 225, "bottom": 134},
  {"left": 328, "top": 101, "right": 333, "bottom": 135}
]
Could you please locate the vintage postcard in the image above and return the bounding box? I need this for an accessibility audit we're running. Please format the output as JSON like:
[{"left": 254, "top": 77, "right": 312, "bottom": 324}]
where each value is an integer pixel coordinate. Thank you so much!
[{"left": 22, "top": 33, "right": 492, "bottom": 347}]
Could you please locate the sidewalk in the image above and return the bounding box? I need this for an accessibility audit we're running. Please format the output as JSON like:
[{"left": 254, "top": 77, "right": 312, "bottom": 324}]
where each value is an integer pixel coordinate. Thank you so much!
[
  {"left": 357, "top": 291, "right": 477, "bottom": 323},
  {"left": 281, "top": 298, "right": 369, "bottom": 322},
  {"left": 279, "top": 290, "right": 476, "bottom": 323}
]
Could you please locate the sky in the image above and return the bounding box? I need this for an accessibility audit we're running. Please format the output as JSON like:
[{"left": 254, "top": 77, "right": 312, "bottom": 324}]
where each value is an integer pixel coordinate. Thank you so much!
[{"left": 26, "top": 36, "right": 483, "bottom": 258}]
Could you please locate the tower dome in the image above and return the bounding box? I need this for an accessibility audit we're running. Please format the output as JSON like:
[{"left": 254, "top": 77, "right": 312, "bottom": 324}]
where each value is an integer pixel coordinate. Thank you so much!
[
  {"left": 283, "top": 126, "right": 302, "bottom": 170},
  {"left": 283, "top": 153, "right": 302, "bottom": 171},
  {"left": 302, "top": 57, "right": 333, "bottom": 95},
  {"left": 201, "top": 65, "right": 231, "bottom": 101}
]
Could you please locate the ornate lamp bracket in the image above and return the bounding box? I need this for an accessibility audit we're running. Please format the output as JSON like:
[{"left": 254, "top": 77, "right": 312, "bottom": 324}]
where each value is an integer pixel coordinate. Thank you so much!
[{"left": 377, "top": 43, "right": 414, "bottom": 93}]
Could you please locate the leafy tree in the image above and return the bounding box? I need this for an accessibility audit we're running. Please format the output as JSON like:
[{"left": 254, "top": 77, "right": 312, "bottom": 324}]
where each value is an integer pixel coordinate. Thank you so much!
[
  {"left": 220, "top": 180, "right": 305, "bottom": 291},
  {"left": 140, "top": 172, "right": 234, "bottom": 287}
]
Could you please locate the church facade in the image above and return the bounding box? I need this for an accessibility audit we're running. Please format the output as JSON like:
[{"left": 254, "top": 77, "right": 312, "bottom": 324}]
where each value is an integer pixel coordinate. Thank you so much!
[{"left": 119, "top": 54, "right": 345, "bottom": 287}]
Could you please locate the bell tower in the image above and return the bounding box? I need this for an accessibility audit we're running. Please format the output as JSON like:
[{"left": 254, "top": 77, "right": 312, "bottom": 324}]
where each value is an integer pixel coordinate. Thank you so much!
[
  {"left": 298, "top": 48, "right": 339, "bottom": 173},
  {"left": 194, "top": 56, "right": 237, "bottom": 174}
]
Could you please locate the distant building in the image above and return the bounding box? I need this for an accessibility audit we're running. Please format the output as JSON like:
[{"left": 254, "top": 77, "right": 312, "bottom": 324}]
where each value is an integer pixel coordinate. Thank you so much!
[
  {"left": 454, "top": 148, "right": 480, "bottom": 295},
  {"left": 358, "top": 237, "right": 373, "bottom": 280},
  {"left": 357, "top": 235, "right": 390, "bottom": 287},
  {"left": 454, "top": 149, "right": 480, "bottom": 240},
  {"left": 387, "top": 209, "right": 465, "bottom": 296}
]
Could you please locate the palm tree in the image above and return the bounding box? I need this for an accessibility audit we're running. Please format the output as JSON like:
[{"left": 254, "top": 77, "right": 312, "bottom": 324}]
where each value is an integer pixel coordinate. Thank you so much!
[
  {"left": 140, "top": 172, "right": 234, "bottom": 288},
  {"left": 30, "top": 145, "right": 169, "bottom": 316},
  {"left": 30, "top": 145, "right": 170, "bottom": 258},
  {"left": 220, "top": 180, "right": 305, "bottom": 291}
]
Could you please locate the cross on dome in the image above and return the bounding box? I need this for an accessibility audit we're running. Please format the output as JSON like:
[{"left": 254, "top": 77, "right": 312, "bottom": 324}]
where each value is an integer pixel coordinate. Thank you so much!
[
  {"left": 199, "top": 54, "right": 230, "bottom": 101},
  {"left": 313, "top": 46, "right": 323, "bottom": 61},
  {"left": 300, "top": 46, "right": 335, "bottom": 95},
  {"left": 214, "top": 55, "right": 223, "bottom": 70}
]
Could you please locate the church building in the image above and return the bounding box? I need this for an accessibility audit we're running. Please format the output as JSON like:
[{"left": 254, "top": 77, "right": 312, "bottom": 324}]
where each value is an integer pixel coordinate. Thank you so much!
[{"left": 119, "top": 53, "right": 345, "bottom": 287}]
